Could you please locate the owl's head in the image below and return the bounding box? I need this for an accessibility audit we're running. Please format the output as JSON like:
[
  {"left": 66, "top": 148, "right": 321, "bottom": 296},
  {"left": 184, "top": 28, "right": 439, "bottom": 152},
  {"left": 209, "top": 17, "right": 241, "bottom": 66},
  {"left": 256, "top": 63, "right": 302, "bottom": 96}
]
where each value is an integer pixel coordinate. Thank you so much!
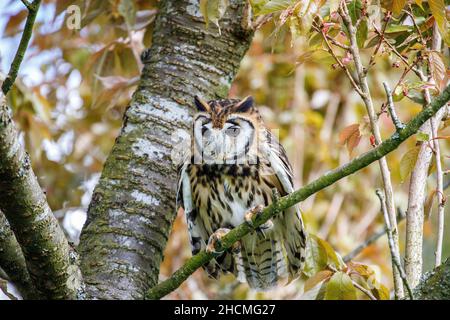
[{"left": 192, "top": 96, "right": 261, "bottom": 164}]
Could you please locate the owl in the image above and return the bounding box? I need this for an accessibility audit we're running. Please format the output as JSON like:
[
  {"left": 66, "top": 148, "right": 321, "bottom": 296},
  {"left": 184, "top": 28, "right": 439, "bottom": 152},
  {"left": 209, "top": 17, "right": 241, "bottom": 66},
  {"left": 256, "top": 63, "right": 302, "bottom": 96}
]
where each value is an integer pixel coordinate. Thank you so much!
[{"left": 177, "top": 96, "right": 307, "bottom": 290}]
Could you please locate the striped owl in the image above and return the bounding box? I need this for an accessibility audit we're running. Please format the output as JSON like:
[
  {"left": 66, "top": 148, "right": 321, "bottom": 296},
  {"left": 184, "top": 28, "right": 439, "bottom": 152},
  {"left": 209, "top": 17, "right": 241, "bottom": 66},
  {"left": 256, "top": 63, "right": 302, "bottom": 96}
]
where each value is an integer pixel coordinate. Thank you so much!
[{"left": 177, "top": 96, "right": 307, "bottom": 290}]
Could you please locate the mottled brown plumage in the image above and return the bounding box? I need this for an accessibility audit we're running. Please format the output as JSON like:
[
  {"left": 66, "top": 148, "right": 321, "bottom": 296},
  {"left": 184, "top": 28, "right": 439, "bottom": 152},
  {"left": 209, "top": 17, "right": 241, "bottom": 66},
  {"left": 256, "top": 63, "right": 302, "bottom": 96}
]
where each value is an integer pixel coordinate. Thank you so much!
[{"left": 177, "top": 96, "right": 307, "bottom": 290}]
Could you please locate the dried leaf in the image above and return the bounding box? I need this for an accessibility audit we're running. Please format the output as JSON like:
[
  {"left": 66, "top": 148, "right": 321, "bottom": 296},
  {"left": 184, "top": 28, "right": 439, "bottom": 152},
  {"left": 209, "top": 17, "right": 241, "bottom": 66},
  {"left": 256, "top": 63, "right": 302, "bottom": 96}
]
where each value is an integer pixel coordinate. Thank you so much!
[
  {"left": 339, "top": 123, "right": 361, "bottom": 156},
  {"left": 304, "top": 270, "right": 334, "bottom": 292},
  {"left": 429, "top": 51, "right": 446, "bottom": 91}
]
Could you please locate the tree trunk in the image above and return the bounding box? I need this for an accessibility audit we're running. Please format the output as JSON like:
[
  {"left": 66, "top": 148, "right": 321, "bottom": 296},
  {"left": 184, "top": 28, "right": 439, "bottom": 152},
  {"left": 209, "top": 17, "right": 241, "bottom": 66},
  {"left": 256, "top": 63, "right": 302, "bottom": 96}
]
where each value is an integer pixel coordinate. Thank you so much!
[
  {"left": 0, "top": 95, "right": 81, "bottom": 299},
  {"left": 414, "top": 258, "right": 450, "bottom": 299},
  {"left": 78, "top": 0, "right": 253, "bottom": 299}
]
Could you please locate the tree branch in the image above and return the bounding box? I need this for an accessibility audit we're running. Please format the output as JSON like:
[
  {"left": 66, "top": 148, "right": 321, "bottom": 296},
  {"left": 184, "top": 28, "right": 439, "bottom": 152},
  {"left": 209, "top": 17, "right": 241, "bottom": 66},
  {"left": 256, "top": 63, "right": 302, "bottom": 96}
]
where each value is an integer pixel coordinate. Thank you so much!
[
  {"left": 146, "top": 85, "right": 450, "bottom": 300},
  {"left": 405, "top": 21, "right": 444, "bottom": 288},
  {"left": 0, "top": 94, "right": 81, "bottom": 299},
  {"left": 383, "top": 82, "right": 404, "bottom": 131},
  {"left": 1, "top": 0, "right": 41, "bottom": 94},
  {"left": 376, "top": 190, "right": 414, "bottom": 300},
  {"left": 0, "top": 211, "right": 38, "bottom": 299},
  {"left": 339, "top": 0, "right": 404, "bottom": 299}
]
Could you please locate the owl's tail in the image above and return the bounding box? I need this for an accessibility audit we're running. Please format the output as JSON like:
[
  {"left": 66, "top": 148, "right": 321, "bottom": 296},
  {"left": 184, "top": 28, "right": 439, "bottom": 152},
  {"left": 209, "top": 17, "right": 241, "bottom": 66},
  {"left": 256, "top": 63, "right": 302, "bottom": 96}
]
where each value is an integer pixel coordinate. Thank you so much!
[
  {"left": 238, "top": 230, "right": 288, "bottom": 290},
  {"left": 280, "top": 205, "right": 307, "bottom": 278}
]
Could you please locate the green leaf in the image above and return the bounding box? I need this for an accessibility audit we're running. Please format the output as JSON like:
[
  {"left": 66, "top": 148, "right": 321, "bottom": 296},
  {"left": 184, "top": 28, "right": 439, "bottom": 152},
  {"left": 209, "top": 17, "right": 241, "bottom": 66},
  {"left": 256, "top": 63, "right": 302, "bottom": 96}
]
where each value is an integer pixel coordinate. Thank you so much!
[
  {"left": 118, "top": 0, "right": 136, "bottom": 30},
  {"left": 200, "top": 0, "right": 229, "bottom": 33},
  {"left": 303, "top": 234, "right": 345, "bottom": 277},
  {"left": 416, "top": 131, "right": 429, "bottom": 142},
  {"left": 257, "top": 0, "right": 295, "bottom": 15},
  {"left": 348, "top": 0, "right": 362, "bottom": 25},
  {"left": 303, "top": 234, "right": 328, "bottom": 277},
  {"left": 356, "top": 19, "right": 368, "bottom": 48},
  {"left": 400, "top": 146, "right": 420, "bottom": 181},
  {"left": 324, "top": 272, "right": 357, "bottom": 300}
]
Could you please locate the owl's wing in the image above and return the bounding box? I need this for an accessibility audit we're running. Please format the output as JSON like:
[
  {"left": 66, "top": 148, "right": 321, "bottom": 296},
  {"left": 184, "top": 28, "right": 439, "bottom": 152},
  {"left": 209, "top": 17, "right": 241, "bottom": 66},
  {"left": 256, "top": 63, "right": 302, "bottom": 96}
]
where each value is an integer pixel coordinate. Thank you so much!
[
  {"left": 177, "top": 160, "right": 204, "bottom": 256},
  {"left": 262, "top": 130, "right": 307, "bottom": 278}
]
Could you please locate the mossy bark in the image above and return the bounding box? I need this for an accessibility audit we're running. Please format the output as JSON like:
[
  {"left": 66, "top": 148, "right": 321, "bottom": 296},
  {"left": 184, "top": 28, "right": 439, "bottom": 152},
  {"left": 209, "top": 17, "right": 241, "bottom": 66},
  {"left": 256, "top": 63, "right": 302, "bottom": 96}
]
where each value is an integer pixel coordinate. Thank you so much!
[
  {"left": 0, "top": 211, "right": 38, "bottom": 299},
  {"left": 0, "top": 98, "right": 81, "bottom": 299},
  {"left": 78, "top": 0, "right": 253, "bottom": 299},
  {"left": 414, "top": 258, "right": 450, "bottom": 300}
]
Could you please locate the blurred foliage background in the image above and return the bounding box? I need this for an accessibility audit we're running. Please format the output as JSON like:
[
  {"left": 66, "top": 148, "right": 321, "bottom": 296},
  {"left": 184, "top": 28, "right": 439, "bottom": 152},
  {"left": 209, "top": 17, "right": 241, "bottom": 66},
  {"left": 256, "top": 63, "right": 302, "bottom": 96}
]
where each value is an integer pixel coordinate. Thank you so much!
[{"left": 0, "top": 0, "right": 448, "bottom": 299}]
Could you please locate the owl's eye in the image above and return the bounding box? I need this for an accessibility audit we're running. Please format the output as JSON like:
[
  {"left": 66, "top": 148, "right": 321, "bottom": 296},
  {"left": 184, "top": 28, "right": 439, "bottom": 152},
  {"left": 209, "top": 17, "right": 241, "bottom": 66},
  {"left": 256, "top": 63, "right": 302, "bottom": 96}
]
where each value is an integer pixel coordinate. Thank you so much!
[{"left": 225, "top": 126, "right": 240, "bottom": 137}]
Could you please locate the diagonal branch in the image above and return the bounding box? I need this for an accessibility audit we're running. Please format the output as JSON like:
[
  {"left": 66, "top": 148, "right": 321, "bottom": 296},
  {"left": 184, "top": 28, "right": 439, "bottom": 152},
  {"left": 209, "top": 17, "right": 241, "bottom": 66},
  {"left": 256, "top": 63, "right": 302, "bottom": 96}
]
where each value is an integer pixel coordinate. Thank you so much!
[
  {"left": 1, "top": 0, "right": 41, "bottom": 94},
  {"left": 146, "top": 85, "right": 450, "bottom": 300}
]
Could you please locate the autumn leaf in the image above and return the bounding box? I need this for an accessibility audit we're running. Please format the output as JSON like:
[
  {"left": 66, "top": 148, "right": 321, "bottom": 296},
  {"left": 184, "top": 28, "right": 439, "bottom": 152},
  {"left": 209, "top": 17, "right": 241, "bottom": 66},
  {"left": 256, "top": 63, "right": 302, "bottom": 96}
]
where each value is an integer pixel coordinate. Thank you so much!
[
  {"left": 399, "top": 146, "right": 420, "bottom": 181},
  {"left": 304, "top": 270, "right": 334, "bottom": 292},
  {"left": 428, "top": 0, "right": 448, "bottom": 43},
  {"left": 429, "top": 51, "right": 447, "bottom": 91},
  {"left": 339, "top": 123, "right": 361, "bottom": 156},
  {"left": 391, "top": 0, "right": 407, "bottom": 16}
]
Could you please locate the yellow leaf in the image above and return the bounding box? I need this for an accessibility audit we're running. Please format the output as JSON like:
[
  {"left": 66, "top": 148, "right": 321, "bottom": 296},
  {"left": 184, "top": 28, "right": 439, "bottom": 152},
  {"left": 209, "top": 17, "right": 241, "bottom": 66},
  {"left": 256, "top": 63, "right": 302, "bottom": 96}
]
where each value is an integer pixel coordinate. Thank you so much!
[
  {"left": 391, "top": 0, "right": 406, "bottom": 16},
  {"left": 429, "top": 0, "right": 447, "bottom": 38},
  {"left": 399, "top": 146, "right": 420, "bottom": 181}
]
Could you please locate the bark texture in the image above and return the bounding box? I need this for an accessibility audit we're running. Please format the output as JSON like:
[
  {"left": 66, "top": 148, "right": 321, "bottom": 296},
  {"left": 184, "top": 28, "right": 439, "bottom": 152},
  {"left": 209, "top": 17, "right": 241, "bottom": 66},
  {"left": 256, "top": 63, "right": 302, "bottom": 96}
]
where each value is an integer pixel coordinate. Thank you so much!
[
  {"left": 78, "top": 0, "right": 253, "bottom": 299},
  {"left": 0, "top": 95, "right": 81, "bottom": 299},
  {"left": 0, "top": 211, "right": 37, "bottom": 299},
  {"left": 415, "top": 258, "right": 450, "bottom": 300},
  {"left": 405, "top": 108, "right": 446, "bottom": 288}
]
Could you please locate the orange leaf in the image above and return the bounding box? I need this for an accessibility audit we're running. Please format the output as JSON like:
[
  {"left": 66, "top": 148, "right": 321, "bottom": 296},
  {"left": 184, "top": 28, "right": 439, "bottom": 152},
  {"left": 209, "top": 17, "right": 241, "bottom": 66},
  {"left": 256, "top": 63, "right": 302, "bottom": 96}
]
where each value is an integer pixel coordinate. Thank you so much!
[{"left": 339, "top": 123, "right": 361, "bottom": 155}]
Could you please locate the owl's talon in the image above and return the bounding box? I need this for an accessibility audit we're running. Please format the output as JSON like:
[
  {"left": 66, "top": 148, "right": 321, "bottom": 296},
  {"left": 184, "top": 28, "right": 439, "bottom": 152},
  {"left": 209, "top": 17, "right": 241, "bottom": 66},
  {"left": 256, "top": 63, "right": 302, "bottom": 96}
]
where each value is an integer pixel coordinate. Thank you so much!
[
  {"left": 244, "top": 204, "right": 265, "bottom": 228},
  {"left": 231, "top": 240, "right": 242, "bottom": 254},
  {"left": 206, "top": 228, "right": 230, "bottom": 255}
]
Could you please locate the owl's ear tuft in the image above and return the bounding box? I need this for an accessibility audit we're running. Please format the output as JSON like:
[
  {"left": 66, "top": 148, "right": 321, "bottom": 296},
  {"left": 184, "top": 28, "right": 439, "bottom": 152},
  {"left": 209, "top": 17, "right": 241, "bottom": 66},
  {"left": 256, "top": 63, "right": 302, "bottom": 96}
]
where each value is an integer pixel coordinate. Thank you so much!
[
  {"left": 194, "top": 96, "right": 210, "bottom": 112},
  {"left": 234, "top": 96, "right": 254, "bottom": 113}
]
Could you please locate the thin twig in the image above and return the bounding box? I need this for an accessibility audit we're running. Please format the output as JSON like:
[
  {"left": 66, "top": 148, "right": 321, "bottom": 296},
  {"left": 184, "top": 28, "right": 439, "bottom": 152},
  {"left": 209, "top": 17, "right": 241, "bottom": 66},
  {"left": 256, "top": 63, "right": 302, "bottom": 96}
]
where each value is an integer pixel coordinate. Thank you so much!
[
  {"left": 313, "top": 23, "right": 363, "bottom": 97},
  {"left": 383, "top": 82, "right": 404, "bottom": 131},
  {"left": 366, "top": 11, "right": 391, "bottom": 72},
  {"left": 339, "top": 0, "right": 404, "bottom": 299},
  {"left": 352, "top": 279, "right": 377, "bottom": 300},
  {"left": 1, "top": 0, "right": 41, "bottom": 94},
  {"left": 145, "top": 86, "right": 450, "bottom": 300},
  {"left": 343, "top": 210, "right": 406, "bottom": 263},
  {"left": 376, "top": 189, "right": 414, "bottom": 300},
  {"left": 430, "top": 22, "right": 445, "bottom": 268}
]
